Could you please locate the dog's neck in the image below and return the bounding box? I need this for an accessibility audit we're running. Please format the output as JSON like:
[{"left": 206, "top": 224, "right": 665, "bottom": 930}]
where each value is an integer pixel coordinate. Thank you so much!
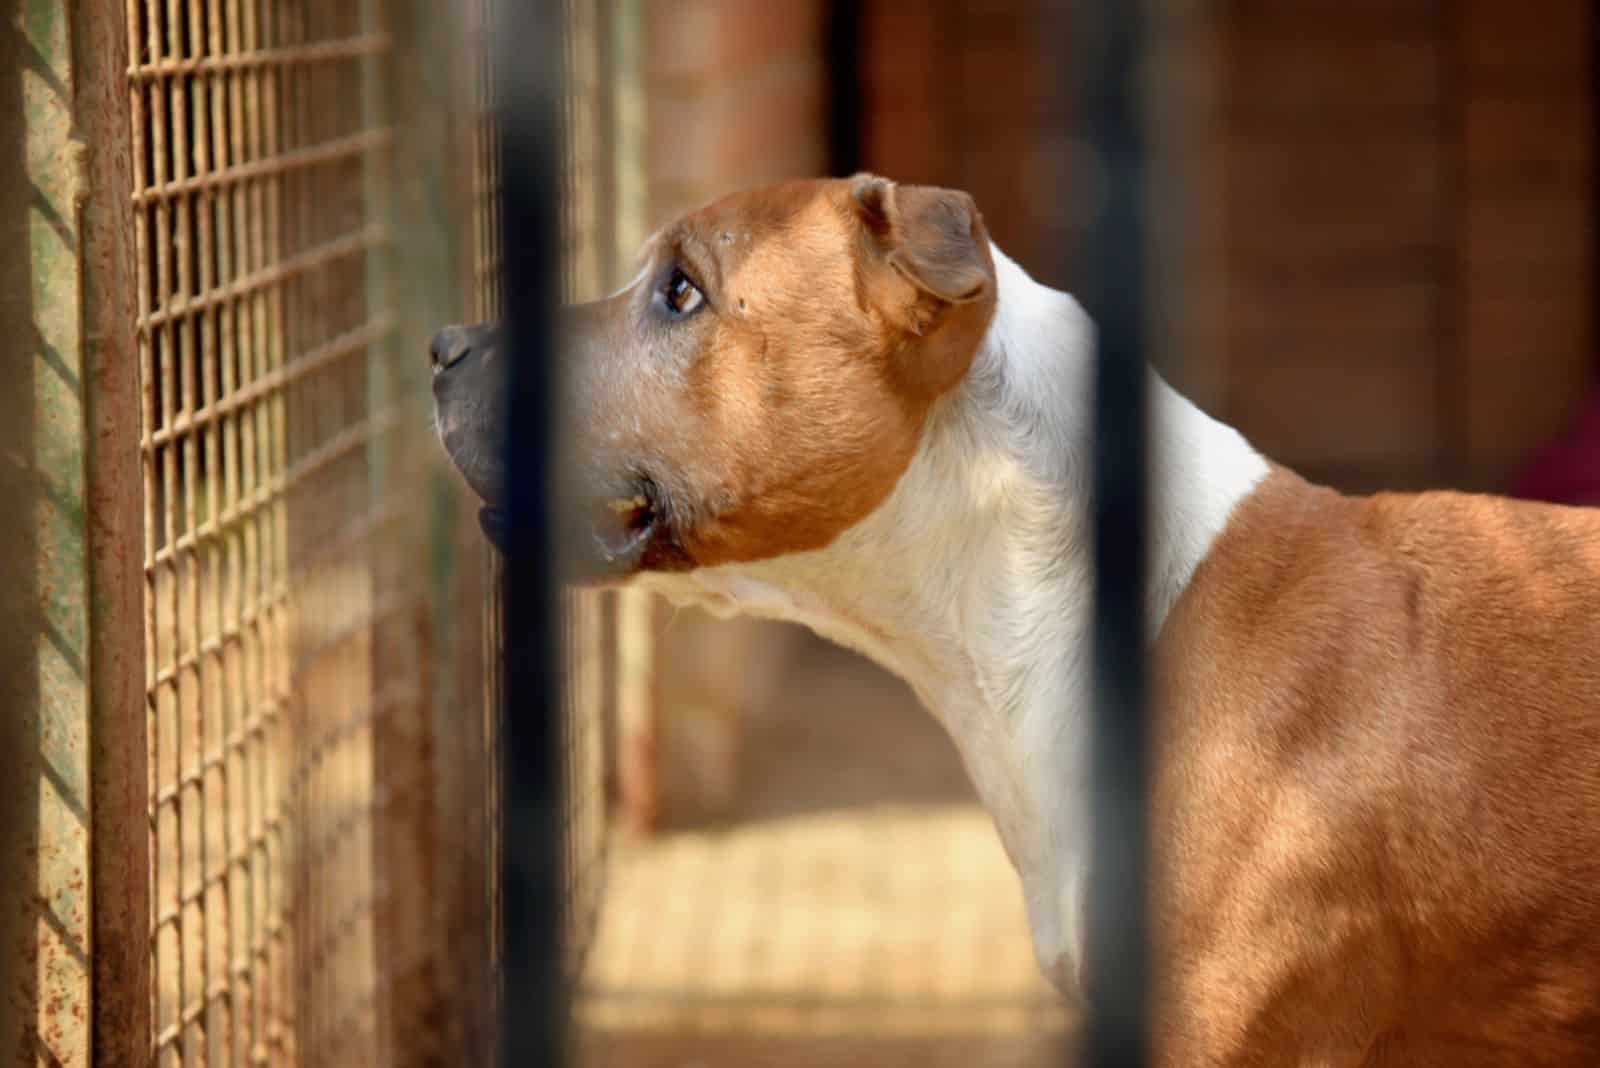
[{"left": 639, "top": 247, "right": 1268, "bottom": 984}]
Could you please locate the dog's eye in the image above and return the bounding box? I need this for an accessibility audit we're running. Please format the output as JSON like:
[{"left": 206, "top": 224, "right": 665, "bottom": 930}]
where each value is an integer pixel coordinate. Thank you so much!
[{"left": 662, "top": 269, "right": 704, "bottom": 317}]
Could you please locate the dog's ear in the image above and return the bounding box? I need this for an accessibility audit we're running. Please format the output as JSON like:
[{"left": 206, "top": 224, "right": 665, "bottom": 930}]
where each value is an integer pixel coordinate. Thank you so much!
[
  {"left": 848, "top": 174, "right": 994, "bottom": 397},
  {"left": 850, "top": 174, "right": 991, "bottom": 311}
]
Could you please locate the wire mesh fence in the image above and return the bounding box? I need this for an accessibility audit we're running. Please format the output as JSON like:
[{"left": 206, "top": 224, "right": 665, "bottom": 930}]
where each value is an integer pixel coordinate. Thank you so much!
[
  {"left": 128, "top": 1, "right": 400, "bottom": 1062},
  {"left": 124, "top": 0, "right": 621, "bottom": 1063}
]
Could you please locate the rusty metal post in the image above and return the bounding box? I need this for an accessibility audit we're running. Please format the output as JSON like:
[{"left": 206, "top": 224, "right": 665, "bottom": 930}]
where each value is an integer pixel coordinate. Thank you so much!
[
  {"left": 1073, "top": 0, "right": 1153, "bottom": 1064},
  {"left": 76, "top": 0, "right": 150, "bottom": 1064},
  {"left": 1, "top": 1, "right": 146, "bottom": 1066},
  {"left": 495, "top": 0, "right": 566, "bottom": 1062}
]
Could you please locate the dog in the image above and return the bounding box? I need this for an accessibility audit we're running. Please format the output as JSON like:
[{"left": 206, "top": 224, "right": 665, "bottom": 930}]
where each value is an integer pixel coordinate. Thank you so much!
[{"left": 430, "top": 176, "right": 1600, "bottom": 1065}]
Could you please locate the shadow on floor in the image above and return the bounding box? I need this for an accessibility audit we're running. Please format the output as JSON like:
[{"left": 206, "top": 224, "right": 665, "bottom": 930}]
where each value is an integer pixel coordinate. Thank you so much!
[
  {"left": 578, "top": 635, "right": 1073, "bottom": 1067},
  {"left": 726, "top": 632, "right": 978, "bottom": 824}
]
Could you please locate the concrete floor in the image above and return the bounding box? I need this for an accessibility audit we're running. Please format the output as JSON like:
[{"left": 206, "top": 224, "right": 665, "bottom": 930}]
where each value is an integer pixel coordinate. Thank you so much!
[{"left": 576, "top": 634, "right": 1073, "bottom": 1067}]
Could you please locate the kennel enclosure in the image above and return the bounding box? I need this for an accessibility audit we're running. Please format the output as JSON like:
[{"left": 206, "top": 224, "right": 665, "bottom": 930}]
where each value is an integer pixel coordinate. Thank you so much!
[
  {"left": 4, "top": 1, "right": 638, "bottom": 1064},
  {"left": 8, "top": 1, "right": 1596, "bottom": 1065}
]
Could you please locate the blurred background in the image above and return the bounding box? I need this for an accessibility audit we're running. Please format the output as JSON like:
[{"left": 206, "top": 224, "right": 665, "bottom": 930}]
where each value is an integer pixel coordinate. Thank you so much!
[
  {"left": 2, "top": 1, "right": 1593, "bottom": 1067},
  {"left": 585, "top": 2, "right": 1597, "bottom": 1065}
]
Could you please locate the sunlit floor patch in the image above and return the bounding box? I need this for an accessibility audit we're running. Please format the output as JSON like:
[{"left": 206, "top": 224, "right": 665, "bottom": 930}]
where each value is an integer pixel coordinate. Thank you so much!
[{"left": 575, "top": 636, "right": 1073, "bottom": 1067}]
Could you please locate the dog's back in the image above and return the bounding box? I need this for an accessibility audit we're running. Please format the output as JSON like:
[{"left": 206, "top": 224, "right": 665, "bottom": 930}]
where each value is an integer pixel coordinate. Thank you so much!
[{"left": 1155, "top": 466, "right": 1600, "bottom": 1065}]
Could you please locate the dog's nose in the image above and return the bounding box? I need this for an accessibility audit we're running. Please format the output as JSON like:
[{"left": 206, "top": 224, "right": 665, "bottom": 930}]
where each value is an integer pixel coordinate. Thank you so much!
[{"left": 429, "top": 327, "right": 471, "bottom": 374}]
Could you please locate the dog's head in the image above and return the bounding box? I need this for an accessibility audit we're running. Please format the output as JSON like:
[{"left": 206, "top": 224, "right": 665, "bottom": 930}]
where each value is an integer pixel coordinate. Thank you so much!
[{"left": 430, "top": 175, "right": 996, "bottom": 580}]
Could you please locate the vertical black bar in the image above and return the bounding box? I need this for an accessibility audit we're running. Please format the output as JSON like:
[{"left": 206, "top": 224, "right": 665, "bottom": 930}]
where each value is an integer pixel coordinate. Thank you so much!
[
  {"left": 1593, "top": 2, "right": 1600, "bottom": 373},
  {"left": 1074, "top": 1, "right": 1151, "bottom": 1066},
  {"left": 1436, "top": 0, "right": 1464, "bottom": 486},
  {"left": 495, "top": 2, "right": 566, "bottom": 1066},
  {"left": 825, "top": 0, "right": 863, "bottom": 176}
]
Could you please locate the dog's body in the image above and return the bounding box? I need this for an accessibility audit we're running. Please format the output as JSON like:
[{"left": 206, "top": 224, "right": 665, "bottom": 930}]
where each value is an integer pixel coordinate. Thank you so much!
[
  {"left": 1157, "top": 467, "right": 1600, "bottom": 1065},
  {"left": 431, "top": 177, "right": 1600, "bottom": 1064}
]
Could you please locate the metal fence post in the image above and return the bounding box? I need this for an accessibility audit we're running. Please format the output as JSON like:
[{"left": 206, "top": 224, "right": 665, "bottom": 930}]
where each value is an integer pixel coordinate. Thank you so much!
[
  {"left": 76, "top": 0, "right": 150, "bottom": 1062},
  {"left": 1074, "top": 1, "right": 1153, "bottom": 1065},
  {"left": 494, "top": 1, "right": 567, "bottom": 1064}
]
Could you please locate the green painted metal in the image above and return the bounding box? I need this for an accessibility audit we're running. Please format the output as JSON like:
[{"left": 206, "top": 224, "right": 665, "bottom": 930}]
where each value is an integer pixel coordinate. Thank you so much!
[
  {"left": 1, "top": 1, "right": 145, "bottom": 1063},
  {"left": 2, "top": 2, "right": 94, "bottom": 1065}
]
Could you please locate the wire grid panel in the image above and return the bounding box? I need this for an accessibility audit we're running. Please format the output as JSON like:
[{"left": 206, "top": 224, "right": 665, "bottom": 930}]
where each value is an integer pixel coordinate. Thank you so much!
[
  {"left": 126, "top": 0, "right": 416, "bottom": 1063},
  {"left": 466, "top": 0, "right": 615, "bottom": 1014}
]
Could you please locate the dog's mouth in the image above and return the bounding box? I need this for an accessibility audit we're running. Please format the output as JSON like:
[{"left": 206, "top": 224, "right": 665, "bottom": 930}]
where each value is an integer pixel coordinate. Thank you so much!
[
  {"left": 478, "top": 476, "right": 664, "bottom": 576},
  {"left": 594, "top": 478, "right": 661, "bottom": 566}
]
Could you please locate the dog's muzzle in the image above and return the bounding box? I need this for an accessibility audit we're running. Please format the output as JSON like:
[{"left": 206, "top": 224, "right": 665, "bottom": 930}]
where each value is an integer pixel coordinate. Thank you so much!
[
  {"left": 429, "top": 323, "right": 506, "bottom": 507},
  {"left": 427, "top": 322, "right": 670, "bottom": 581}
]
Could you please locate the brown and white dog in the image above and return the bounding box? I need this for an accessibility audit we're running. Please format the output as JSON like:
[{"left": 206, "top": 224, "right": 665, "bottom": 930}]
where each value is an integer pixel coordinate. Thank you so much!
[{"left": 430, "top": 176, "right": 1600, "bottom": 1065}]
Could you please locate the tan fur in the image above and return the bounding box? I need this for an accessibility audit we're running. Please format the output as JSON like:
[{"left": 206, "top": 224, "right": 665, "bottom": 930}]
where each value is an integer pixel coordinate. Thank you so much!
[
  {"left": 1155, "top": 466, "right": 1600, "bottom": 1065},
  {"left": 623, "top": 178, "right": 996, "bottom": 568}
]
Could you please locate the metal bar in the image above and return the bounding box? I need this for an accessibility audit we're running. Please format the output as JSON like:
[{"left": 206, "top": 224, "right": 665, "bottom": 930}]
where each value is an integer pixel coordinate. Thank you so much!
[
  {"left": 75, "top": 0, "right": 154, "bottom": 1061},
  {"left": 166, "top": 4, "right": 206, "bottom": 1056},
  {"left": 494, "top": 0, "right": 566, "bottom": 1063},
  {"left": 1593, "top": 8, "right": 1599, "bottom": 370},
  {"left": 138, "top": 226, "right": 390, "bottom": 331},
  {"left": 1074, "top": 0, "right": 1152, "bottom": 1064},
  {"left": 129, "top": 34, "right": 392, "bottom": 78},
  {"left": 128, "top": 0, "right": 164, "bottom": 1060},
  {"left": 186, "top": 0, "right": 224, "bottom": 1055},
  {"left": 141, "top": 317, "right": 394, "bottom": 450},
  {"left": 204, "top": 4, "right": 244, "bottom": 1055},
  {"left": 128, "top": 128, "right": 392, "bottom": 206},
  {"left": 148, "top": 4, "right": 187, "bottom": 1063},
  {"left": 825, "top": 0, "right": 863, "bottom": 176},
  {"left": 238, "top": 3, "right": 278, "bottom": 1048}
]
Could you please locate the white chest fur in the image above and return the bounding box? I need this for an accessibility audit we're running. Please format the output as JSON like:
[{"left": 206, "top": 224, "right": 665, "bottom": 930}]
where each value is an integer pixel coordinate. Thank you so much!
[{"left": 637, "top": 246, "right": 1269, "bottom": 996}]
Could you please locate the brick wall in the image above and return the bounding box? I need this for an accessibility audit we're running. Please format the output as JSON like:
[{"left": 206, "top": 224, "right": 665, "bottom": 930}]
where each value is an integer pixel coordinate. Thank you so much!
[
  {"left": 645, "top": 0, "right": 827, "bottom": 225},
  {"left": 860, "top": 1, "right": 1596, "bottom": 493},
  {"left": 1218, "top": 0, "right": 1595, "bottom": 491},
  {"left": 1217, "top": 1, "right": 1451, "bottom": 487},
  {"left": 860, "top": 1, "right": 1063, "bottom": 276},
  {"left": 1458, "top": 0, "right": 1595, "bottom": 488}
]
